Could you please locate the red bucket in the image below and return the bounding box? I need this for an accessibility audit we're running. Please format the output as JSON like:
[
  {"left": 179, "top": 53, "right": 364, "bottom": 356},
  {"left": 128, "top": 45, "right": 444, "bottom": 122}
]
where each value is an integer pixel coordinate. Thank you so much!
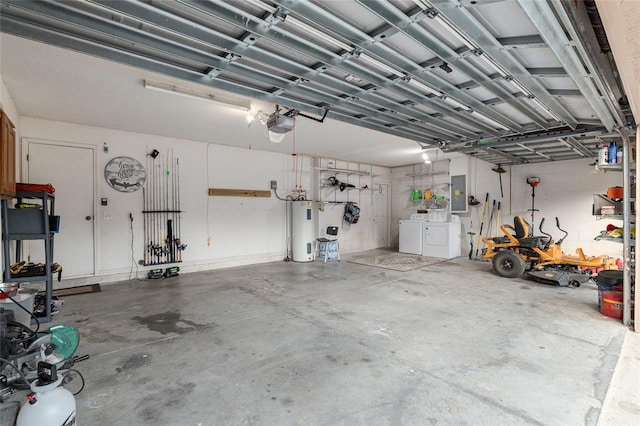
[{"left": 601, "top": 290, "right": 635, "bottom": 320}]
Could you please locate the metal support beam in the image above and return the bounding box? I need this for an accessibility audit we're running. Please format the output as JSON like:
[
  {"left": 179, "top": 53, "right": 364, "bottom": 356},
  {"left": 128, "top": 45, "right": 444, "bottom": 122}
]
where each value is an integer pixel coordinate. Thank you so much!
[
  {"left": 618, "top": 127, "right": 632, "bottom": 327},
  {"left": 272, "top": 0, "right": 526, "bottom": 132},
  {"left": 517, "top": 0, "right": 620, "bottom": 131},
  {"left": 430, "top": 0, "right": 578, "bottom": 129},
  {"left": 561, "top": 136, "right": 595, "bottom": 158}
]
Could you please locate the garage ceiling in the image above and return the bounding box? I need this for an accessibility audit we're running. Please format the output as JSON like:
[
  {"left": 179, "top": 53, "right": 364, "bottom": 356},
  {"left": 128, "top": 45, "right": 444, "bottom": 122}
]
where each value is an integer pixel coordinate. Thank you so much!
[{"left": 0, "top": 0, "right": 636, "bottom": 165}]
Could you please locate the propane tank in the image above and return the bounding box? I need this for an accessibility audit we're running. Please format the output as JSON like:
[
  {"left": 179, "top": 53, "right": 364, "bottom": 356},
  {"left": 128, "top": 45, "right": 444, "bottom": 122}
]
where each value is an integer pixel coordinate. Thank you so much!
[
  {"left": 598, "top": 145, "right": 608, "bottom": 165},
  {"left": 17, "top": 364, "right": 76, "bottom": 426}
]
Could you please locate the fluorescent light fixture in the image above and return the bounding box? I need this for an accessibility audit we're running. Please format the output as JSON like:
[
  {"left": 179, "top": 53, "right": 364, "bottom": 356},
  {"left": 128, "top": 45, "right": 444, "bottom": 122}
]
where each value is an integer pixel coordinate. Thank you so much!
[
  {"left": 359, "top": 53, "right": 404, "bottom": 77},
  {"left": 476, "top": 53, "right": 508, "bottom": 78},
  {"left": 470, "top": 111, "right": 509, "bottom": 130},
  {"left": 143, "top": 80, "right": 249, "bottom": 111},
  {"left": 443, "top": 97, "right": 470, "bottom": 111},
  {"left": 411, "top": 0, "right": 432, "bottom": 9},
  {"left": 285, "top": 14, "right": 352, "bottom": 51},
  {"left": 509, "top": 78, "right": 533, "bottom": 97},
  {"left": 408, "top": 79, "right": 442, "bottom": 96},
  {"left": 244, "top": 0, "right": 353, "bottom": 53},
  {"left": 433, "top": 14, "right": 476, "bottom": 50}
]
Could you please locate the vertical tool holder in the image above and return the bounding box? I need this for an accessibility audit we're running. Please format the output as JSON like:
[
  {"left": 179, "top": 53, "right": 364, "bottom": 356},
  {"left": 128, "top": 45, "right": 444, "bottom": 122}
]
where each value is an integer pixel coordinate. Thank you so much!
[
  {"left": 142, "top": 149, "right": 185, "bottom": 266},
  {"left": 1, "top": 190, "right": 56, "bottom": 323}
]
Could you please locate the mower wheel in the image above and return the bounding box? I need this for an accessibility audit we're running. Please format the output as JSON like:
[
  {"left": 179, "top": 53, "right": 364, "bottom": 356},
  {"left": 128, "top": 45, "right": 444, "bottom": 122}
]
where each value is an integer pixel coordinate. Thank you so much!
[{"left": 492, "top": 250, "right": 526, "bottom": 278}]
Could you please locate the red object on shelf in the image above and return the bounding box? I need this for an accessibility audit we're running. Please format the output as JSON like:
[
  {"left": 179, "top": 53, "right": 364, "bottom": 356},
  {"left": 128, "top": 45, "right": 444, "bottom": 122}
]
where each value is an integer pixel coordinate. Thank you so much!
[
  {"left": 607, "top": 186, "right": 623, "bottom": 200},
  {"left": 15, "top": 183, "right": 55, "bottom": 193}
]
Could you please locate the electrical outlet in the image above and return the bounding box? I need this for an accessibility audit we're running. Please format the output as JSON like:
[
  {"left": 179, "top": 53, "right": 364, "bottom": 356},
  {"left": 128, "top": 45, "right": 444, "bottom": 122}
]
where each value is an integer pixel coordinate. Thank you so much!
[{"left": 270, "top": 180, "right": 278, "bottom": 190}]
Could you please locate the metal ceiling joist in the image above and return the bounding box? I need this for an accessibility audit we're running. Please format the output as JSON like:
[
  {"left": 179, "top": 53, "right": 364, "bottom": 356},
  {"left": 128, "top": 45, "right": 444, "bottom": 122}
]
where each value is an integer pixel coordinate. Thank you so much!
[
  {"left": 430, "top": 0, "right": 579, "bottom": 130},
  {"left": 272, "top": 0, "right": 525, "bottom": 133},
  {"left": 561, "top": 136, "right": 595, "bottom": 158},
  {"left": 485, "top": 147, "right": 527, "bottom": 164},
  {"left": 11, "top": 0, "right": 446, "bottom": 137},
  {"left": 175, "top": 0, "right": 503, "bottom": 138},
  {"left": 517, "top": 0, "right": 621, "bottom": 131},
  {"left": 0, "top": 14, "right": 444, "bottom": 146},
  {"left": 556, "top": 1, "right": 628, "bottom": 124},
  {"left": 0, "top": 0, "right": 629, "bottom": 165},
  {"left": 444, "top": 127, "right": 608, "bottom": 164},
  {"left": 92, "top": 0, "right": 477, "bottom": 140},
  {"left": 496, "top": 35, "right": 547, "bottom": 49},
  {"left": 527, "top": 68, "right": 568, "bottom": 78},
  {"left": 350, "top": 0, "right": 551, "bottom": 130},
  {"left": 6, "top": 0, "right": 474, "bottom": 141}
]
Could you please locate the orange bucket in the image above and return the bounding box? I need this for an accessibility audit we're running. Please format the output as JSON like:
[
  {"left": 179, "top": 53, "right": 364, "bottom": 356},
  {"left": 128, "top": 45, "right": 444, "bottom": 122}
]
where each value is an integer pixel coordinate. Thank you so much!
[{"left": 607, "top": 186, "right": 623, "bottom": 200}]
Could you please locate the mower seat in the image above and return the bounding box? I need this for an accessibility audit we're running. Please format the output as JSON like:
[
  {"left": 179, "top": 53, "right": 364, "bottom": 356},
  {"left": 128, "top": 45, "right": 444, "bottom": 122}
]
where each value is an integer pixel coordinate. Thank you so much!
[
  {"left": 513, "top": 215, "right": 549, "bottom": 248},
  {"left": 492, "top": 216, "right": 548, "bottom": 248}
]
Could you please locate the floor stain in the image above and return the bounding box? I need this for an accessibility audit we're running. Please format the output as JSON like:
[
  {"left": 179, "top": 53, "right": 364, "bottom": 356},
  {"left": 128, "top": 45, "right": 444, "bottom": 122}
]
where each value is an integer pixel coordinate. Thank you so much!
[
  {"left": 325, "top": 355, "right": 338, "bottom": 363},
  {"left": 139, "top": 382, "right": 196, "bottom": 423},
  {"left": 132, "top": 311, "right": 209, "bottom": 335},
  {"left": 116, "top": 352, "right": 152, "bottom": 373}
]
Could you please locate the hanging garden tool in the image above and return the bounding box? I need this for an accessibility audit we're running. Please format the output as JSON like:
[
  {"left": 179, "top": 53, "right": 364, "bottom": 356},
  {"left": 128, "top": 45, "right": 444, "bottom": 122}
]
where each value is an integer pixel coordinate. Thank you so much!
[
  {"left": 527, "top": 177, "right": 541, "bottom": 230},
  {"left": 474, "top": 193, "right": 489, "bottom": 259},
  {"left": 492, "top": 164, "right": 506, "bottom": 197}
]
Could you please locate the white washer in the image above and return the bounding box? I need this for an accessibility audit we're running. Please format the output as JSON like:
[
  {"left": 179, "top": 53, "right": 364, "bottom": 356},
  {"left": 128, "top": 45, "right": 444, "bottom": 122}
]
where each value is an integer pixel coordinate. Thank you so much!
[{"left": 399, "top": 214, "right": 429, "bottom": 255}]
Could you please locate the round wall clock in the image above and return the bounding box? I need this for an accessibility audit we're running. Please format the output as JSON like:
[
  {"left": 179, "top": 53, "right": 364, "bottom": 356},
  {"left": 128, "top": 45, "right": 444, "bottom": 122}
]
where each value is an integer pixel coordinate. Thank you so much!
[{"left": 104, "top": 156, "right": 146, "bottom": 193}]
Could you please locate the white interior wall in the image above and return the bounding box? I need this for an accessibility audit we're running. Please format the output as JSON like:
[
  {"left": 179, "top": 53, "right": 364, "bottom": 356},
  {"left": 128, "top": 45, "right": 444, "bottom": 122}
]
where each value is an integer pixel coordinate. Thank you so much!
[
  {"left": 392, "top": 155, "right": 626, "bottom": 261},
  {"left": 13, "top": 117, "right": 391, "bottom": 284},
  {"left": 315, "top": 158, "right": 392, "bottom": 254}
]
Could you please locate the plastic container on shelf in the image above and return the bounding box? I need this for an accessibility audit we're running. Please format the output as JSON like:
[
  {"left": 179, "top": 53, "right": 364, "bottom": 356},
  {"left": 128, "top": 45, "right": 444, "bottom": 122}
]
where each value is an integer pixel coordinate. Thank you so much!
[
  {"left": 608, "top": 142, "right": 617, "bottom": 164},
  {"left": 0, "top": 291, "right": 36, "bottom": 326},
  {"left": 598, "top": 145, "right": 608, "bottom": 165}
]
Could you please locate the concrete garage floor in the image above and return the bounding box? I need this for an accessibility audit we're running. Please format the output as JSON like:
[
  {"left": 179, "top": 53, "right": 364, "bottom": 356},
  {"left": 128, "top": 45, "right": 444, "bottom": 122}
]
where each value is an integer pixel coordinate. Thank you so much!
[{"left": 46, "top": 249, "right": 636, "bottom": 425}]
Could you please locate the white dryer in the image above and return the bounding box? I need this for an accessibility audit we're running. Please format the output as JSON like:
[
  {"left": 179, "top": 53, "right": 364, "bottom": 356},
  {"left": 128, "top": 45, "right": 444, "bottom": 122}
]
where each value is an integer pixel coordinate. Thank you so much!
[
  {"left": 421, "top": 217, "right": 461, "bottom": 259},
  {"left": 399, "top": 213, "right": 429, "bottom": 255}
]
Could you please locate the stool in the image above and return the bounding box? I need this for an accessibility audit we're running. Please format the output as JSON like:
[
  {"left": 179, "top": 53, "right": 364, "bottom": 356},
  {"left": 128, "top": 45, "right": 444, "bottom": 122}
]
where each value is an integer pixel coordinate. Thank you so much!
[{"left": 316, "top": 226, "right": 340, "bottom": 263}]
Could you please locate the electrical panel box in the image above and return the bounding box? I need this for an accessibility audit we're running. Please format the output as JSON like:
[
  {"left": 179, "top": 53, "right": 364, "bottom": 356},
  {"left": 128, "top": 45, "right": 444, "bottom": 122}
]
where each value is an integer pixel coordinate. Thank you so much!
[{"left": 450, "top": 175, "right": 467, "bottom": 213}]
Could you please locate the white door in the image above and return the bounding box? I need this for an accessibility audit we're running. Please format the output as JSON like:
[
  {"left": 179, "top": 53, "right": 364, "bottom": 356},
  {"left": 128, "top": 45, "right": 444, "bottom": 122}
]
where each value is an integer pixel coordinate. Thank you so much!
[
  {"left": 372, "top": 183, "right": 389, "bottom": 248},
  {"left": 26, "top": 140, "right": 95, "bottom": 277}
]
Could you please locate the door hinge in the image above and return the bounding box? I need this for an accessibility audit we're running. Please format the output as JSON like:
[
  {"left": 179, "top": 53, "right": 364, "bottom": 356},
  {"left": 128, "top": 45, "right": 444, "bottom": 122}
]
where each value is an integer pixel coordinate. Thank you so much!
[{"left": 26, "top": 154, "right": 29, "bottom": 161}]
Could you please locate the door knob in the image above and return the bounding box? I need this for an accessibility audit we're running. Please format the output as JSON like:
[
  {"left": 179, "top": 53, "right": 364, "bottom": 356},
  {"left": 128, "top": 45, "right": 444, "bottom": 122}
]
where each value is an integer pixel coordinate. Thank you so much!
[{"left": 85, "top": 216, "right": 92, "bottom": 221}]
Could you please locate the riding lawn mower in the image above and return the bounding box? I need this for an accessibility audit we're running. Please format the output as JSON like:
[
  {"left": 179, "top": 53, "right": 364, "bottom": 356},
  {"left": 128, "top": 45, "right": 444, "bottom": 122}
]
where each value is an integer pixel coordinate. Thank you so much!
[{"left": 482, "top": 215, "right": 616, "bottom": 287}]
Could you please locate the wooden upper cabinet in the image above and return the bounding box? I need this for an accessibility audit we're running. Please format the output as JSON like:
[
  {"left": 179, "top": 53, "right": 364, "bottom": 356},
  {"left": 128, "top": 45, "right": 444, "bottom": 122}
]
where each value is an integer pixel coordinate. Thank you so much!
[{"left": 1, "top": 108, "right": 17, "bottom": 199}]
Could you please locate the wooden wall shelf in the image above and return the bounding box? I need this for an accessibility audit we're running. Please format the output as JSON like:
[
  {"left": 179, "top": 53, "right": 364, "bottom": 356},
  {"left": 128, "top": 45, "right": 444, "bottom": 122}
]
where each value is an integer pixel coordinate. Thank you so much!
[{"left": 208, "top": 188, "right": 271, "bottom": 197}]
